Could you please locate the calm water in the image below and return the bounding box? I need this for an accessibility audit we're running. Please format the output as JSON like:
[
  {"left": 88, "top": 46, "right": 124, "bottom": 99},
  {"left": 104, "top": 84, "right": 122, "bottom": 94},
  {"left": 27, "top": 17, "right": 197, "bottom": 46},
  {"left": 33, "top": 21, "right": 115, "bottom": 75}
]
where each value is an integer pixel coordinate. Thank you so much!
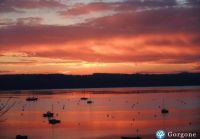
[{"left": 0, "top": 87, "right": 200, "bottom": 139}]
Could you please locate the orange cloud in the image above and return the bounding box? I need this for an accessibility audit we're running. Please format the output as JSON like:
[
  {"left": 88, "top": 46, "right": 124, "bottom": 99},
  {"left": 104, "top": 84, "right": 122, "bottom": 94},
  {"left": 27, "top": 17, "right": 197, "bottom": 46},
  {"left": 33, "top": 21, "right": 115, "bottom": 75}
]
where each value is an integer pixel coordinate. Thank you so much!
[{"left": 0, "top": 0, "right": 200, "bottom": 74}]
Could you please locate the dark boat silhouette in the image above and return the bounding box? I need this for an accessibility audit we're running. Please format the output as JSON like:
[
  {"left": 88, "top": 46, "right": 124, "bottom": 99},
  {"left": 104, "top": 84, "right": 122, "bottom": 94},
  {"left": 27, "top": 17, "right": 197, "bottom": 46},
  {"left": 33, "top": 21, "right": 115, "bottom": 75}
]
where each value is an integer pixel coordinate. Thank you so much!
[
  {"left": 48, "top": 118, "right": 61, "bottom": 124},
  {"left": 121, "top": 136, "right": 142, "bottom": 139},
  {"left": 16, "top": 135, "right": 28, "bottom": 139},
  {"left": 161, "top": 108, "right": 169, "bottom": 114},
  {"left": 87, "top": 100, "right": 93, "bottom": 104},
  {"left": 161, "top": 97, "right": 169, "bottom": 114},
  {"left": 26, "top": 97, "right": 38, "bottom": 101},
  {"left": 80, "top": 97, "right": 88, "bottom": 100},
  {"left": 80, "top": 89, "right": 89, "bottom": 100},
  {"left": 43, "top": 111, "right": 54, "bottom": 118}
]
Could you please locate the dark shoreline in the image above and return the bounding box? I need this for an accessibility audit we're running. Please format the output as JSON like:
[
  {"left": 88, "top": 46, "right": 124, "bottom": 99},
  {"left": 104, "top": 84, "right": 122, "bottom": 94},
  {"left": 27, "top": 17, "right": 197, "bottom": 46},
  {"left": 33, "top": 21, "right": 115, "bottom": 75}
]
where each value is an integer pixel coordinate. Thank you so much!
[{"left": 0, "top": 72, "right": 200, "bottom": 91}]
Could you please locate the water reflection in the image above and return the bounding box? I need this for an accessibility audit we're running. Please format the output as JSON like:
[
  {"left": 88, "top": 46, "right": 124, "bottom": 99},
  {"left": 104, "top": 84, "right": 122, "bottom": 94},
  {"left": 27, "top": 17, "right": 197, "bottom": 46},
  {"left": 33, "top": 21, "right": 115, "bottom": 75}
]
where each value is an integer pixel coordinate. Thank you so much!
[{"left": 0, "top": 87, "right": 200, "bottom": 139}]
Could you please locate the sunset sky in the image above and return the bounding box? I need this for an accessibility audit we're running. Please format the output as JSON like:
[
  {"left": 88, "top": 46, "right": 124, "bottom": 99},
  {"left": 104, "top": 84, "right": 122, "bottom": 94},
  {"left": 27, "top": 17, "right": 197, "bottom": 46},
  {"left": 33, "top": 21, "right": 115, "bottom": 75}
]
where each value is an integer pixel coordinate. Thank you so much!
[{"left": 0, "top": 0, "right": 200, "bottom": 74}]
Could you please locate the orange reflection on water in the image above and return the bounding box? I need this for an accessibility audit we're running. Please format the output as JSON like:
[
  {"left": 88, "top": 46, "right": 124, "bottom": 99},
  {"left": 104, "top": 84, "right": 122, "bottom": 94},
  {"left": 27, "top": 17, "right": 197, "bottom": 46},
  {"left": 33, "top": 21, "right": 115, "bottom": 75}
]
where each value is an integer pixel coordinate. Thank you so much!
[{"left": 0, "top": 87, "right": 200, "bottom": 139}]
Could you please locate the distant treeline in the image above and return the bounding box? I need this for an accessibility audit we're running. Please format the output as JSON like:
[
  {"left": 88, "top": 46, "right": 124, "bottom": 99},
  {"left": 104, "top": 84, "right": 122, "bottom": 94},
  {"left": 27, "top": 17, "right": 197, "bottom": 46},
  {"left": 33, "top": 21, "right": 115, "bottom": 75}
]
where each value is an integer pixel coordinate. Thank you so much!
[{"left": 0, "top": 72, "right": 200, "bottom": 91}]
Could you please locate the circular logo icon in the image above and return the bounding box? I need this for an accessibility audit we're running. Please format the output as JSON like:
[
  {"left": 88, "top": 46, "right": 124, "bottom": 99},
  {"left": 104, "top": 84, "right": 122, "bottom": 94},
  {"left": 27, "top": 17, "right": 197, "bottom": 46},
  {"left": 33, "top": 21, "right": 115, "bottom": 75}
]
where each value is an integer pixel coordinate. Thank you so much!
[{"left": 156, "top": 130, "right": 166, "bottom": 139}]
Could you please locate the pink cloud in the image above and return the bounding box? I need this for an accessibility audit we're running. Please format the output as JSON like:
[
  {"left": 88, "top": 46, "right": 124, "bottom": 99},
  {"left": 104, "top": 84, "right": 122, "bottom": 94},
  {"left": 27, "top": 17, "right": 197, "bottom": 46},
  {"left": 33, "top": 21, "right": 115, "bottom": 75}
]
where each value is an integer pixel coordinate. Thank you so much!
[{"left": 0, "top": 3, "right": 200, "bottom": 66}]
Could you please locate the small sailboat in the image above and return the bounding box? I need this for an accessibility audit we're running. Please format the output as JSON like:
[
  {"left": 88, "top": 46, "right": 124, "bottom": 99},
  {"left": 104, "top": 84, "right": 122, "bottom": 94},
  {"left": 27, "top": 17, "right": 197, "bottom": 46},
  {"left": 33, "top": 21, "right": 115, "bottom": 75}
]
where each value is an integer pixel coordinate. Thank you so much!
[
  {"left": 161, "top": 108, "right": 169, "bottom": 114},
  {"left": 48, "top": 118, "right": 61, "bottom": 125},
  {"left": 80, "top": 89, "right": 89, "bottom": 100},
  {"left": 43, "top": 104, "right": 54, "bottom": 118},
  {"left": 86, "top": 92, "right": 94, "bottom": 104},
  {"left": 161, "top": 98, "right": 169, "bottom": 114},
  {"left": 45, "top": 104, "right": 61, "bottom": 125},
  {"left": 87, "top": 100, "right": 93, "bottom": 104},
  {"left": 16, "top": 135, "right": 28, "bottom": 139},
  {"left": 26, "top": 96, "right": 38, "bottom": 101},
  {"left": 80, "top": 97, "right": 88, "bottom": 100},
  {"left": 43, "top": 111, "right": 54, "bottom": 118}
]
